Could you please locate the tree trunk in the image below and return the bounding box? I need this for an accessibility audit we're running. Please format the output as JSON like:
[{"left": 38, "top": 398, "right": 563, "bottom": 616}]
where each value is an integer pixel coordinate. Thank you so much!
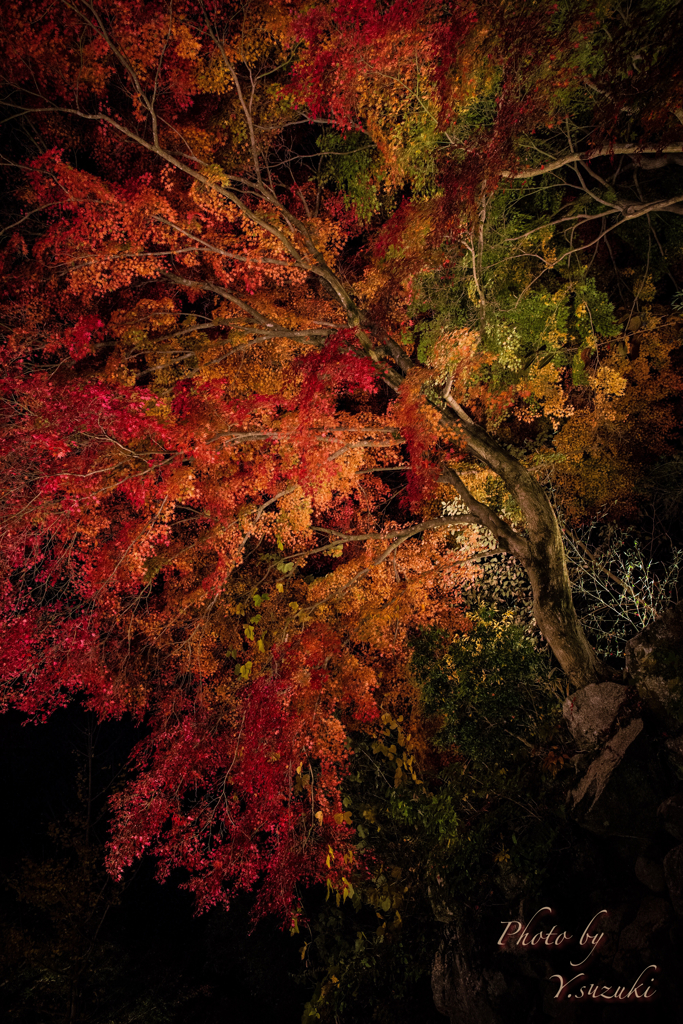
[
  {"left": 440, "top": 407, "right": 610, "bottom": 689},
  {"left": 523, "top": 536, "right": 608, "bottom": 690}
]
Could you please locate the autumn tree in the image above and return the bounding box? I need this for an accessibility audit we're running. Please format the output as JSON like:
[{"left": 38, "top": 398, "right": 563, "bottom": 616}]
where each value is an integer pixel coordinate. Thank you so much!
[{"left": 1, "top": 0, "right": 682, "bottom": 922}]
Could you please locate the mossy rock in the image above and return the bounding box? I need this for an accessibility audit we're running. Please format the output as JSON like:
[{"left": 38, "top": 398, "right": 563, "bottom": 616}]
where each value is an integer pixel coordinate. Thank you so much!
[
  {"left": 625, "top": 601, "right": 683, "bottom": 726},
  {"left": 636, "top": 673, "right": 683, "bottom": 724}
]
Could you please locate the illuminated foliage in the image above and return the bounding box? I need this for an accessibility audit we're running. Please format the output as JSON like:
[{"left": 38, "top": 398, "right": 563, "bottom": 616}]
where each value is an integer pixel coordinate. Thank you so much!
[{"left": 0, "top": 0, "right": 682, "bottom": 928}]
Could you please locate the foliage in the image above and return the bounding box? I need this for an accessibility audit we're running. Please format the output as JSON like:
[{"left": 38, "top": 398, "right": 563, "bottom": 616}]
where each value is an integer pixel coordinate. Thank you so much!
[
  {"left": 420, "top": 611, "right": 550, "bottom": 752},
  {"left": 299, "top": 615, "right": 570, "bottom": 1021},
  {"left": 561, "top": 516, "right": 683, "bottom": 659},
  {"left": 413, "top": 612, "right": 568, "bottom": 899},
  {"left": 0, "top": 0, "right": 682, "bottom": 931},
  {"left": 316, "top": 131, "right": 385, "bottom": 224},
  {"left": 298, "top": 715, "right": 447, "bottom": 1024},
  {"left": 442, "top": 481, "right": 534, "bottom": 629},
  {"left": 0, "top": 712, "right": 201, "bottom": 1024}
]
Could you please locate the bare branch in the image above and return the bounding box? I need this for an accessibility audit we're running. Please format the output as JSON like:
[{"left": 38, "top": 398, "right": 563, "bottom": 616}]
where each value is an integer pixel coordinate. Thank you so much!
[{"left": 505, "top": 143, "right": 683, "bottom": 179}]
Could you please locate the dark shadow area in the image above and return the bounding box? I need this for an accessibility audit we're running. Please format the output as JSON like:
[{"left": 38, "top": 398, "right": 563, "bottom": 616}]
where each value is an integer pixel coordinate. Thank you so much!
[{"left": 0, "top": 706, "right": 304, "bottom": 1024}]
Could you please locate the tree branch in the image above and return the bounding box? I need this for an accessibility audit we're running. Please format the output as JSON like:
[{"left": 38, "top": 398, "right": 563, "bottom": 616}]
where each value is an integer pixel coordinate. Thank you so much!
[{"left": 505, "top": 143, "right": 683, "bottom": 179}]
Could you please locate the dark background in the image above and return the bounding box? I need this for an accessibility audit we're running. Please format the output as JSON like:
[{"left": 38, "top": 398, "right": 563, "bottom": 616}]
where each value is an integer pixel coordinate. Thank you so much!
[{"left": 0, "top": 704, "right": 306, "bottom": 1023}]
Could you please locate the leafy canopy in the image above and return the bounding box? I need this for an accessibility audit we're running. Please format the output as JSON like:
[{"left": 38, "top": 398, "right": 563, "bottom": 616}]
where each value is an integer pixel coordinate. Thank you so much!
[{"left": 0, "top": 0, "right": 682, "bottom": 929}]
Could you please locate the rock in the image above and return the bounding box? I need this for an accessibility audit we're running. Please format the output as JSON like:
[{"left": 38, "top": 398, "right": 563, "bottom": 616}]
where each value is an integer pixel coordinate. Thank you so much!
[
  {"left": 587, "top": 902, "right": 630, "bottom": 965},
  {"left": 432, "top": 944, "right": 452, "bottom": 1018},
  {"left": 432, "top": 928, "right": 504, "bottom": 1024},
  {"left": 612, "top": 897, "right": 673, "bottom": 975},
  {"left": 428, "top": 880, "right": 457, "bottom": 925},
  {"left": 569, "top": 730, "right": 664, "bottom": 839},
  {"left": 625, "top": 600, "right": 683, "bottom": 724},
  {"left": 617, "top": 897, "right": 672, "bottom": 951},
  {"left": 637, "top": 676, "right": 683, "bottom": 720},
  {"left": 657, "top": 793, "right": 683, "bottom": 842},
  {"left": 663, "top": 844, "right": 683, "bottom": 916},
  {"left": 664, "top": 734, "right": 683, "bottom": 765},
  {"left": 562, "top": 683, "right": 632, "bottom": 749},
  {"left": 635, "top": 855, "right": 666, "bottom": 892},
  {"left": 625, "top": 599, "right": 683, "bottom": 677},
  {"left": 568, "top": 718, "right": 643, "bottom": 812}
]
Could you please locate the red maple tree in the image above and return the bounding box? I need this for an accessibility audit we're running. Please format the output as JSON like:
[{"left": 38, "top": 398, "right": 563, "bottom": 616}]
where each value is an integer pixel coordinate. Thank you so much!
[{"left": 1, "top": 0, "right": 682, "bottom": 922}]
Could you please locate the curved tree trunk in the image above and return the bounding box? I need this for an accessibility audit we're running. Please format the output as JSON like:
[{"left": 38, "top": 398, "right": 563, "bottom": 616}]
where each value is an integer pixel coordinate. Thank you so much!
[
  {"left": 361, "top": 319, "right": 609, "bottom": 690},
  {"left": 439, "top": 403, "right": 610, "bottom": 690}
]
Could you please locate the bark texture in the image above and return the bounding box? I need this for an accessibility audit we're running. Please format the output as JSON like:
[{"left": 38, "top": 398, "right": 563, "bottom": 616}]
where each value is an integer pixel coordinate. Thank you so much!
[{"left": 440, "top": 409, "right": 608, "bottom": 690}]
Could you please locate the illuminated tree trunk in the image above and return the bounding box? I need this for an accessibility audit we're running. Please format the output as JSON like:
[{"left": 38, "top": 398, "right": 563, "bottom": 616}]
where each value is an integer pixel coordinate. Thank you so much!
[
  {"left": 365, "top": 322, "right": 608, "bottom": 688},
  {"left": 439, "top": 406, "right": 609, "bottom": 689}
]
